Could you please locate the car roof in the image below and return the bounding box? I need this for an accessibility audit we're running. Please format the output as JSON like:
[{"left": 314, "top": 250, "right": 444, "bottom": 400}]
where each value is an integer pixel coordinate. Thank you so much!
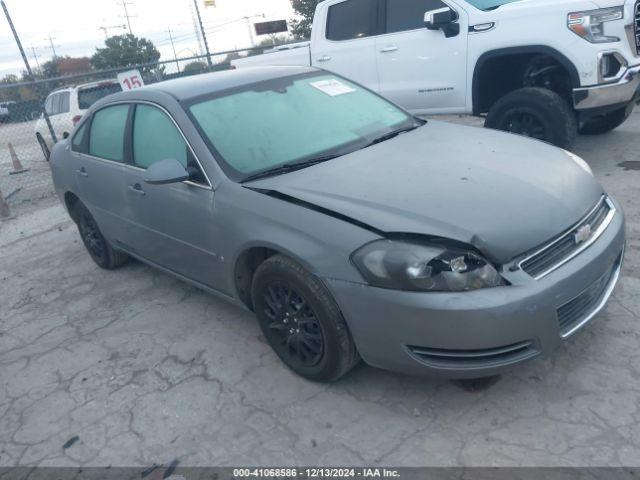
[{"left": 127, "top": 66, "right": 318, "bottom": 102}]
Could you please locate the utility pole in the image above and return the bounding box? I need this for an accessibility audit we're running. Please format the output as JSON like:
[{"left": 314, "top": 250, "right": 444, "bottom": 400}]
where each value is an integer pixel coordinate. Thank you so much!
[
  {"left": 30, "top": 45, "right": 41, "bottom": 70},
  {"left": 192, "top": 0, "right": 212, "bottom": 67},
  {"left": 0, "top": 0, "right": 57, "bottom": 142},
  {"left": 46, "top": 34, "right": 58, "bottom": 58},
  {"left": 167, "top": 28, "right": 180, "bottom": 73},
  {"left": 117, "top": 0, "right": 135, "bottom": 35}
]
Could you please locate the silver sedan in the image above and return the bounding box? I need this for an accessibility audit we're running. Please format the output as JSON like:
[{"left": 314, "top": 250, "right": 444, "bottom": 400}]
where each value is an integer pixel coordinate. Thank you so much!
[{"left": 50, "top": 66, "right": 625, "bottom": 381}]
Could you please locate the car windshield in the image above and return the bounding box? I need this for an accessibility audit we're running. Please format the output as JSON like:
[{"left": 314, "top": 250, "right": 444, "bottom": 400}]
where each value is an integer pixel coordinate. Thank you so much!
[
  {"left": 78, "top": 83, "right": 122, "bottom": 110},
  {"left": 187, "top": 72, "right": 414, "bottom": 180},
  {"left": 465, "top": 0, "right": 522, "bottom": 10}
]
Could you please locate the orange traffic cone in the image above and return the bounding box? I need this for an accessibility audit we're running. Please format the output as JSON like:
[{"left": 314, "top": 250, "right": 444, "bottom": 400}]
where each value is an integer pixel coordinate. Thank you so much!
[
  {"left": 0, "top": 189, "right": 12, "bottom": 220},
  {"left": 8, "top": 142, "right": 29, "bottom": 175}
]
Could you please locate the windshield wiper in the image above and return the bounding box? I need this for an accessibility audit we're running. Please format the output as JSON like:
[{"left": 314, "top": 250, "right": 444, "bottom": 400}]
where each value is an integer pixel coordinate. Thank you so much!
[
  {"left": 241, "top": 154, "right": 341, "bottom": 183},
  {"left": 363, "top": 124, "right": 420, "bottom": 148}
]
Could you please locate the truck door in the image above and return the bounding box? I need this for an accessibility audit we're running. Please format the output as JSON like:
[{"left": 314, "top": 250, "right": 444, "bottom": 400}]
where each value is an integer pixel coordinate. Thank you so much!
[
  {"left": 375, "top": 0, "right": 468, "bottom": 114},
  {"left": 311, "top": 0, "right": 382, "bottom": 91}
]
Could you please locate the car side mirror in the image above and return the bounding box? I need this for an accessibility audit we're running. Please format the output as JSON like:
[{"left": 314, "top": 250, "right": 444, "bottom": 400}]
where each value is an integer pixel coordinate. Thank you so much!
[
  {"left": 62, "top": 132, "right": 70, "bottom": 140},
  {"left": 424, "top": 7, "right": 460, "bottom": 38},
  {"left": 144, "top": 158, "right": 190, "bottom": 185}
]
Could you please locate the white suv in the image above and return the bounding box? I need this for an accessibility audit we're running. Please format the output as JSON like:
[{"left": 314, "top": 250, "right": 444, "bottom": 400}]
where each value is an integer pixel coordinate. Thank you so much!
[{"left": 35, "top": 80, "right": 122, "bottom": 160}]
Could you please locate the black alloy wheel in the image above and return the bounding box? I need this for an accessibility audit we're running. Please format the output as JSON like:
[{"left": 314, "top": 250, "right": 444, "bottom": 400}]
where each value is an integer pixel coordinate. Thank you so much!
[{"left": 261, "top": 281, "right": 325, "bottom": 369}]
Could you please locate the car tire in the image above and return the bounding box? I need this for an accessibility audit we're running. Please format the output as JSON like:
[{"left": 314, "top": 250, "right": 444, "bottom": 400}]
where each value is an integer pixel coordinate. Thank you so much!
[
  {"left": 36, "top": 135, "right": 50, "bottom": 162},
  {"left": 251, "top": 254, "right": 360, "bottom": 382},
  {"left": 72, "top": 201, "right": 129, "bottom": 270},
  {"left": 485, "top": 87, "right": 577, "bottom": 150},
  {"left": 579, "top": 106, "right": 632, "bottom": 135}
]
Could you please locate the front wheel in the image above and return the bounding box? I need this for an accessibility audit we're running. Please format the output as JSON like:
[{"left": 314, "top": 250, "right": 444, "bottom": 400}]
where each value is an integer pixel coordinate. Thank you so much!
[
  {"left": 579, "top": 106, "right": 633, "bottom": 135},
  {"left": 251, "top": 255, "right": 359, "bottom": 382},
  {"left": 485, "top": 87, "right": 577, "bottom": 150}
]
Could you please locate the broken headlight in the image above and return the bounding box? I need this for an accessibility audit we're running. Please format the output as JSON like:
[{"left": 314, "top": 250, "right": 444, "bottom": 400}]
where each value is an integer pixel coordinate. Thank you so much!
[{"left": 351, "top": 240, "right": 504, "bottom": 292}]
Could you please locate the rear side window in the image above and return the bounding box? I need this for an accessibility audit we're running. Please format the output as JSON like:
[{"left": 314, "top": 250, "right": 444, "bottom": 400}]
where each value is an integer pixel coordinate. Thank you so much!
[
  {"left": 386, "top": 0, "right": 448, "bottom": 33},
  {"left": 89, "top": 105, "right": 129, "bottom": 162},
  {"left": 78, "top": 83, "right": 123, "bottom": 110},
  {"left": 72, "top": 122, "right": 88, "bottom": 152},
  {"left": 59, "top": 92, "right": 70, "bottom": 114},
  {"left": 326, "top": 0, "right": 380, "bottom": 41},
  {"left": 44, "top": 95, "right": 54, "bottom": 115},
  {"left": 132, "top": 105, "right": 188, "bottom": 169}
]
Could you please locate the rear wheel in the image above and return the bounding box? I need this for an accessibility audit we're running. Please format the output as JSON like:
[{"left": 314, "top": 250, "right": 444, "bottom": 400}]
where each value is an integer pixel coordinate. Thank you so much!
[
  {"left": 72, "top": 201, "right": 129, "bottom": 270},
  {"left": 252, "top": 255, "right": 359, "bottom": 382},
  {"left": 37, "top": 135, "right": 50, "bottom": 161},
  {"left": 579, "top": 106, "right": 633, "bottom": 135},
  {"left": 485, "top": 87, "right": 577, "bottom": 150}
]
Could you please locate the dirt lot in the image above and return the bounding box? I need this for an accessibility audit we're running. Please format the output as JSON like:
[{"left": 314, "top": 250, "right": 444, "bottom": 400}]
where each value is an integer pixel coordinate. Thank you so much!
[{"left": 0, "top": 112, "right": 639, "bottom": 468}]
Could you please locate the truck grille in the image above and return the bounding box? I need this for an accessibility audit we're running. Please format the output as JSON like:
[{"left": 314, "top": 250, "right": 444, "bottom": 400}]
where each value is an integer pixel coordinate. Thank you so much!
[
  {"left": 519, "top": 197, "right": 615, "bottom": 279},
  {"left": 635, "top": 1, "right": 640, "bottom": 54}
]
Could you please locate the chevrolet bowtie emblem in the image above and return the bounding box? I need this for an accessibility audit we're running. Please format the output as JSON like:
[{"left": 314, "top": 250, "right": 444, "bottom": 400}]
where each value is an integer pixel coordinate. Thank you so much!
[{"left": 574, "top": 224, "right": 592, "bottom": 244}]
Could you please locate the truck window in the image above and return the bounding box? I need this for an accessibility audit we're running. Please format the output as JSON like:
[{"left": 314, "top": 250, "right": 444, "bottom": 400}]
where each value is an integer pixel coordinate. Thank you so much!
[
  {"left": 59, "top": 92, "right": 71, "bottom": 114},
  {"left": 326, "top": 0, "right": 380, "bottom": 41},
  {"left": 386, "top": 0, "right": 448, "bottom": 33}
]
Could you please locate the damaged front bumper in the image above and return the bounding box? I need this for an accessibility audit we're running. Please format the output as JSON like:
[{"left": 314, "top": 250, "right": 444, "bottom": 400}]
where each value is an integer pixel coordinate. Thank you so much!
[{"left": 324, "top": 201, "right": 626, "bottom": 379}]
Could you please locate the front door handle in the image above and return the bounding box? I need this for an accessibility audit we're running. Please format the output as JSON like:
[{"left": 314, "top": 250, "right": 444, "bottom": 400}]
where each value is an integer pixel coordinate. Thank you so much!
[
  {"left": 76, "top": 167, "right": 88, "bottom": 178},
  {"left": 317, "top": 55, "right": 331, "bottom": 62},
  {"left": 380, "top": 45, "right": 398, "bottom": 53},
  {"left": 128, "top": 183, "right": 146, "bottom": 196}
]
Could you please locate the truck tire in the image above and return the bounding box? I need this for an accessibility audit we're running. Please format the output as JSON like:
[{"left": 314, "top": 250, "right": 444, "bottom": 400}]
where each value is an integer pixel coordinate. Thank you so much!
[
  {"left": 485, "top": 87, "right": 577, "bottom": 150},
  {"left": 579, "top": 106, "right": 632, "bottom": 135}
]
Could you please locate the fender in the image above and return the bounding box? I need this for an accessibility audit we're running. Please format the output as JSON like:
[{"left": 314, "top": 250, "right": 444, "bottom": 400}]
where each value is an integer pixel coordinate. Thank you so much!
[{"left": 472, "top": 45, "right": 581, "bottom": 115}]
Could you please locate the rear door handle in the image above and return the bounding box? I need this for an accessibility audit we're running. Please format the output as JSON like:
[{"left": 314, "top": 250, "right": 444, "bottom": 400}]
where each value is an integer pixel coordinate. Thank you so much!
[
  {"left": 128, "top": 183, "right": 146, "bottom": 196},
  {"left": 317, "top": 55, "right": 331, "bottom": 62},
  {"left": 76, "top": 167, "right": 88, "bottom": 178},
  {"left": 380, "top": 45, "right": 398, "bottom": 53}
]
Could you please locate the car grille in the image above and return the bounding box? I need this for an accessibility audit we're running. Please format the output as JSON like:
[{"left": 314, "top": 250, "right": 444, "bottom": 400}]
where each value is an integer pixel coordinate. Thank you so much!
[
  {"left": 519, "top": 197, "right": 614, "bottom": 279},
  {"left": 635, "top": 1, "right": 640, "bottom": 55},
  {"left": 557, "top": 251, "right": 622, "bottom": 337},
  {"left": 407, "top": 341, "right": 539, "bottom": 369}
]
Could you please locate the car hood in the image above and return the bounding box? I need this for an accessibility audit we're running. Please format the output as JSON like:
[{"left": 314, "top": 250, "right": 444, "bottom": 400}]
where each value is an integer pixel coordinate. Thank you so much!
[{"left": 246, "top": 121, "right": 603, "bottom": 264}]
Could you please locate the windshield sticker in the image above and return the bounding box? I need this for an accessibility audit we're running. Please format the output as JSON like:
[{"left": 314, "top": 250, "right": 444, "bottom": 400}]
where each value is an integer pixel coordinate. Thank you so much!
[{"left": 310, "top": 79, "right": 356, "bottom": 97}]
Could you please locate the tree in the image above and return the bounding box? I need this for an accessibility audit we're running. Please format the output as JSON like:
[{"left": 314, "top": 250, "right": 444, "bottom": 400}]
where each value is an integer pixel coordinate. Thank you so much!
[
  {"left": 290, "top": 0, "right": 320, "bottom": 38},
  {"left": 91, "top": 34, "right": 161, "bottom": 71},
  {"left": 183, "top": 61, "right": 208, "bottom": 75},
  {"left": 0, "top": 74, "right": 20, "bottom": 102}
]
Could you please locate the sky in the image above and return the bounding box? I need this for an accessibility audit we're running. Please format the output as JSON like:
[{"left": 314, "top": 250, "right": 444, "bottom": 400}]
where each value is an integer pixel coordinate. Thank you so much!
[{"left": 0, "top": 0, "right": 297, "bottom": 77}]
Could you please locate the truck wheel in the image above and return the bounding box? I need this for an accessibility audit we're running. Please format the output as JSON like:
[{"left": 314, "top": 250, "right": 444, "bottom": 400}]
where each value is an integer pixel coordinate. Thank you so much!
[
  {"left": 252, "top": 254, "right": 360, "bottom": 382},
  {"left": 579, "top": 106, "right": 632, "bottom": 135},
  {"left": 485, "top": 87, "right": 577, "bottom": 150}
]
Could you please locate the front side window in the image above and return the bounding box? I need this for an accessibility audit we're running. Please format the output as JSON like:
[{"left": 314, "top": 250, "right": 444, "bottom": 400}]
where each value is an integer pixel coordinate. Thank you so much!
[
  {"left": 326, "top": 0, "right": 380, "bottom": 41},
  {"left": 89, "top": 104, "right": 129, "bottom": 162},
  {"left": 133, "top": 105, "right": 188, "bottom": 169},
  {"left": 188, "top": 72, "right": 413, "bottom": 180},
  {"left": 386, "top": 0, "right": 448, "bottom": 33}
]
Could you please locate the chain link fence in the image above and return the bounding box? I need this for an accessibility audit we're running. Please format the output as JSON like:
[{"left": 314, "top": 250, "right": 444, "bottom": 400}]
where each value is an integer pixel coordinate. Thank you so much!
[{"left": 0, "top": 45, "right": 274, "bottom": 215}]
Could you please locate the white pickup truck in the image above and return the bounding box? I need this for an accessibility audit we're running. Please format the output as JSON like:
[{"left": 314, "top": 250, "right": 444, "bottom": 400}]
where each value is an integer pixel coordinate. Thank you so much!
[{"left": 232, "top": 0, "right": 640, "bottom": 149}]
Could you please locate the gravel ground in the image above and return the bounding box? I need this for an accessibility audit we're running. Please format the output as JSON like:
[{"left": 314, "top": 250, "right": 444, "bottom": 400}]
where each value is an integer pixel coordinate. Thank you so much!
[{"left": 0, "top": 110, "right": 639, "bottom": 468}]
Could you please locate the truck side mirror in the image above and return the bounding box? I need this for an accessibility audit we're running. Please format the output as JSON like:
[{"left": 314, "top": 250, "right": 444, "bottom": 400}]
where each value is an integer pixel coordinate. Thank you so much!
[{"left": 424, "top": 7, "right": 460, "bottom": 38}]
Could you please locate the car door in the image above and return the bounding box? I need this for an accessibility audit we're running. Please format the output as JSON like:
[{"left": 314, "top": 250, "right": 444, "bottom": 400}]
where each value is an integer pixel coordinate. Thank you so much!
[
  {"left": 75, "top": 104, "right": 129, "bottom": 245},
  {"left": 375, "top": 0, "right": 468, "bottom": 113},
  {"left": 311, "top": 0, "right": 382, "bottom": 90},
  {"left": 120, "top": 103, "right": 222, "bottom": 289}
]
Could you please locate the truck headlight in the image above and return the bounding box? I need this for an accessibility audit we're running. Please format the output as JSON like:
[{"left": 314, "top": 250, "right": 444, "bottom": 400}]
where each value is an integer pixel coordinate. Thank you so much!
[
  {"left": 568, "top": 7, "right": 624, "bottom": 43},
  {"left": 351, "top": 240, "right": 504, "bottom": 292}
]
